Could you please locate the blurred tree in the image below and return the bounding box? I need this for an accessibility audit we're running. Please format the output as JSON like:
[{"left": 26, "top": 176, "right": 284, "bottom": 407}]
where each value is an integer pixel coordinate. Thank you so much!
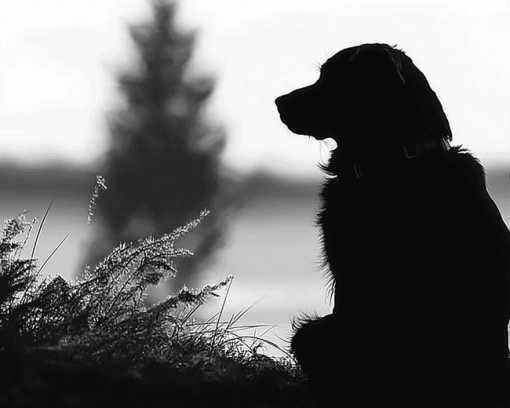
[{"left": 88, "top": 0, "right": 234, "bottom": 293}]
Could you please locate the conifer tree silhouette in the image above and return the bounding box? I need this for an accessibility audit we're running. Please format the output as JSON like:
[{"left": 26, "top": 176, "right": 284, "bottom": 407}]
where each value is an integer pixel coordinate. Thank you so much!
[{"left": 89, "top": 0, "right": 233, "bottom": 292}]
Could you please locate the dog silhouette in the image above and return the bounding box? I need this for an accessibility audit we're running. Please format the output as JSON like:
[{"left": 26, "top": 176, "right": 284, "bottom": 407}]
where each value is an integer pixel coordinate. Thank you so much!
[{"left": 276, "top": 43, "right": 510, "bottom": 407}]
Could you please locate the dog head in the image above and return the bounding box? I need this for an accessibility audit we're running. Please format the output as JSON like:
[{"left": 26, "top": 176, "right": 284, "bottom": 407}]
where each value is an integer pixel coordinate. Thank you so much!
[{"left": 275, "top": 43, "right": 451, "bottom": 151}]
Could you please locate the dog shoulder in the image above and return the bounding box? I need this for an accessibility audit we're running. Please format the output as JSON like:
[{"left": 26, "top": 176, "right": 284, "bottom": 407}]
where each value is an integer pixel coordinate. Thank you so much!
[{"left": 444, "top": 145, "right": 486, "bottom": 188}]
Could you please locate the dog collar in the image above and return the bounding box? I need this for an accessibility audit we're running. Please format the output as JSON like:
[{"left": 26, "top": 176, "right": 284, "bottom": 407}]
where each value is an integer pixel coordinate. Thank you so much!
[
  {"left": 337, "top": 136, "right": 451, "bottom": 181},
  {"left": 402, "top": 136, "right": 450, "bottom": 159}
]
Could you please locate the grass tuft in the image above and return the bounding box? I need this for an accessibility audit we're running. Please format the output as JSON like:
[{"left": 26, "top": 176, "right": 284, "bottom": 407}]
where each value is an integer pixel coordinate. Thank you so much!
[{"left": 0, "top": 200, "right": 315, "bottom": 407}]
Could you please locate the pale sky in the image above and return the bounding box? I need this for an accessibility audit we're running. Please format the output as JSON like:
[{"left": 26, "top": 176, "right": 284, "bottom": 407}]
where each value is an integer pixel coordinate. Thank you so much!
[{"left": 0, "top": 0, "right": 509, "bottom": 178}]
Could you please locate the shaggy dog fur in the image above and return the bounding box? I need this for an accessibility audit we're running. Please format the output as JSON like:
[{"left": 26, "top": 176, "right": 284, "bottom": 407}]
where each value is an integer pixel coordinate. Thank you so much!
[{"left": 275, "top": 43, "right": 510, "bottom": 407}]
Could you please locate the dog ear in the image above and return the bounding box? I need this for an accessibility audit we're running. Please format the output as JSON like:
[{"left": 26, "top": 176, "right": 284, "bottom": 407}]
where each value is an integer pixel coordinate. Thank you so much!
[
  {"left": 349, "top": 44, "right": 452, "bottom": 141},
  {"left": 398, "top": 53, "right": 453, "bottom": 141}
]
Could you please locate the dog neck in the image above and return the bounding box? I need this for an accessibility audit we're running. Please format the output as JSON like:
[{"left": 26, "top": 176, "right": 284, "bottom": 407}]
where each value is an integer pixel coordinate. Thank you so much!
[{"left": 328, "top": 136, "right": 451, "bottom": 182}]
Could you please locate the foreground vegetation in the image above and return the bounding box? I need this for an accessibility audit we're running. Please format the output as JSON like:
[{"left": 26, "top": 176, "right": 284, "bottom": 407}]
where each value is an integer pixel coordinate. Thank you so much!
[{"left": 0, "top": 204, "right": 320, "bottom": 407}]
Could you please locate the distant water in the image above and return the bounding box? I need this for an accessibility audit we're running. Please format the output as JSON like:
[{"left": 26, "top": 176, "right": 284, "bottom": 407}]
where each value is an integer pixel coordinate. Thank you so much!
[{"left": 0, "top": 188, "right": 330, "bottom": 357}]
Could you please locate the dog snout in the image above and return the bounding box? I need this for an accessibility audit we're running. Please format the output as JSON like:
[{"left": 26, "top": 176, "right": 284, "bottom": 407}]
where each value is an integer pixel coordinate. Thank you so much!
[
  {"left": 275, "top": 88, "right": 330, "bottom": 139},
  {"left": 276, "top": 92, "right": 303, "bottom": 130},
  {"left": 275, "top": 93, "right": 298, "bottom": 128}
]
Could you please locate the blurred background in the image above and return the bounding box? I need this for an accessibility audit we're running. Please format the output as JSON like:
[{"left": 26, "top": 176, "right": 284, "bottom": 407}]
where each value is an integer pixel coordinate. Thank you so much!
[{"left": 0, "top": 0, "right": 509, "bottom": 356}]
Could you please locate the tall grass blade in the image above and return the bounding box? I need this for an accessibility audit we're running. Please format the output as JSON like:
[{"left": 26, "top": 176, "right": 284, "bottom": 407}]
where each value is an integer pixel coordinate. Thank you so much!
[
  {"left": 38, "top": 233, "right": 68, "bottom": 274},
  {"left": 30, "top": 198, "right": 54, "bottom": 260},
  {"left": 212, "top": 276, "right": 233, "bottom": 347}
]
